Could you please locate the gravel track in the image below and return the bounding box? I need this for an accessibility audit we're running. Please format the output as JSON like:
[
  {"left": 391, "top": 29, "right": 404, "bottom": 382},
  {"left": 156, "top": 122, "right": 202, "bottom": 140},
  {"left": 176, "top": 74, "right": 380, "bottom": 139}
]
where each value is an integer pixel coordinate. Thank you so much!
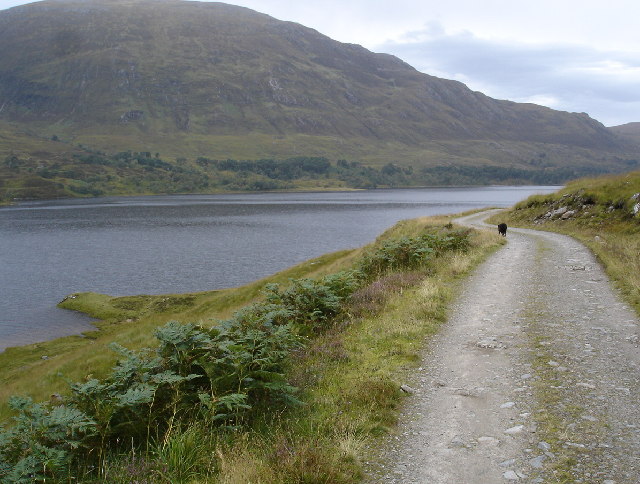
[{"left": 367, "top": 210, "right": 640, "bottom": 483}]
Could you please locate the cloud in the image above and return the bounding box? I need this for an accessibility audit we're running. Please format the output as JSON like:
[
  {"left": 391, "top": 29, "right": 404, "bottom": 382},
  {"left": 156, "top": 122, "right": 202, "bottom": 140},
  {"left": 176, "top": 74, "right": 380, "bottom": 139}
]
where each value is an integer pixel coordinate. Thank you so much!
[{"left": 376, "top": 23, "right": 640, "bottom": 126}]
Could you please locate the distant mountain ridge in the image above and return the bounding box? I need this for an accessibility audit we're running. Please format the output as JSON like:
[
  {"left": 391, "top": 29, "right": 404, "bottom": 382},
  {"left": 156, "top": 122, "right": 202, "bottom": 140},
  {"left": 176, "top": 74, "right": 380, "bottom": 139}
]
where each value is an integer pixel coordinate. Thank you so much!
[
  {"left": 0, "top": 0, "right": 638, "bottom": 198},
  {"left": 609, "top": 123, "right": 640, "bottom": 145}
]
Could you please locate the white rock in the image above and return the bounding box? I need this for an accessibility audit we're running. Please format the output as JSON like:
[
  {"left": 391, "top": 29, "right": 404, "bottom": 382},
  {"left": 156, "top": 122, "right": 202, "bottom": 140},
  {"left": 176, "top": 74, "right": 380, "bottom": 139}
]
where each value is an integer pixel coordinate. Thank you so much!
[
  {"left": 565, "top": 442, "right": 586, "bottom": 448},
  {"left": 537, "top": 441, "right": 551, "bottom": 451},
  {"left": 500, "top": 401, "right": 516, "bottom": 409},
  {"left": 503, "top": 470, "right": 520, "bottom": 480},
  {"left": 576, "top": 382, "right": 596, "bottom": 389},
  {"left": 477, "top": 436, "right": 500, "bottom": 446},
  {"left": 504, "top": 425, "right": 525, "bottom": 435},
  {"left": 400, "top": 384, "right": 415, "bottom": 394},
  {"left": 530, "top": 455, "right": 546, "bottom": 468}
]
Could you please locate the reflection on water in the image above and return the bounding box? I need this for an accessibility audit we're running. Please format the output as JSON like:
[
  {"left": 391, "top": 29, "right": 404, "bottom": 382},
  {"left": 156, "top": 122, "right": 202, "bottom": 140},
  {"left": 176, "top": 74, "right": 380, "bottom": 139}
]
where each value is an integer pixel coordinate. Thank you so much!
[{"left": 0, "top": 186, "right": 559, "bottom": 350}]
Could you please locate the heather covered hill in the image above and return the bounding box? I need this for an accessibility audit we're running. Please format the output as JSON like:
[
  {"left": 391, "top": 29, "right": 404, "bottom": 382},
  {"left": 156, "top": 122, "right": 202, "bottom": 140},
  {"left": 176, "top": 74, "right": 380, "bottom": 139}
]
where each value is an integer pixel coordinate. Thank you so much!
[{"left": 0, "top": 0, "right": 638, "bottom": 198}]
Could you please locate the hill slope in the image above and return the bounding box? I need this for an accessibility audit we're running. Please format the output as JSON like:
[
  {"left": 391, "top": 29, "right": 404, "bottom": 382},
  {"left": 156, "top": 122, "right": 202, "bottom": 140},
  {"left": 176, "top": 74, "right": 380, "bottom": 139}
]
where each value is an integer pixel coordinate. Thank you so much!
[
  {"left": 609, "top": 122, "right": 640, "bottom": 145},
  {"left": 0, "top": 0, "right": 639, "bottom": 199}
]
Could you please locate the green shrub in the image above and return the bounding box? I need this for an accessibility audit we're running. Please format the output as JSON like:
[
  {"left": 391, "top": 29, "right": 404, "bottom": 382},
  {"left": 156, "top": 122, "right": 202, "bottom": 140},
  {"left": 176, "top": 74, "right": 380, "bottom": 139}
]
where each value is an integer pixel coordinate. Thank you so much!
[
  {"left": 0, "top": 397, "right": 96, "bottom": 483},
  {"left": 1, "top": 319, "right": 301, "bottom": 481},
  {"left": 262, "top": 271, "right": 362, "bottom": 333},
  {"left": 358, "top": 231, "right": 469, "bottom": 279}
]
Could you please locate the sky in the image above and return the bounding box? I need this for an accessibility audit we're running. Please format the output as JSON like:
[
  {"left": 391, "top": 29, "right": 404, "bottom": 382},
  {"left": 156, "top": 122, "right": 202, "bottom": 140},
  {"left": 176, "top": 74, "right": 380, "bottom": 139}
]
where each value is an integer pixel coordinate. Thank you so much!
[{"left": 1, "top": 0, "right": 639, "bottom": 126}]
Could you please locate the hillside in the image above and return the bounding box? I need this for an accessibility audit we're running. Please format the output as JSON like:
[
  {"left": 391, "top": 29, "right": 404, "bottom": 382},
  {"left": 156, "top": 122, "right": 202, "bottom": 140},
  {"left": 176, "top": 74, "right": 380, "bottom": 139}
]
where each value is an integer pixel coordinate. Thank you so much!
[
  {"left": 609, "top": 122, "right": 640, "bottom": 145},
  {"left": 0, "top": 0, "right": 639, "bottom": 200}
]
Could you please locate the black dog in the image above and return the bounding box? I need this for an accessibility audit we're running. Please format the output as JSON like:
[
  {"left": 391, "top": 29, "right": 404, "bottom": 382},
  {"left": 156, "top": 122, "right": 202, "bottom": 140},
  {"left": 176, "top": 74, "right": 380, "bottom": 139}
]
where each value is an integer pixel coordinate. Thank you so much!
[{"left": 498, "top": 223, "right": 507, "bottom": 236}]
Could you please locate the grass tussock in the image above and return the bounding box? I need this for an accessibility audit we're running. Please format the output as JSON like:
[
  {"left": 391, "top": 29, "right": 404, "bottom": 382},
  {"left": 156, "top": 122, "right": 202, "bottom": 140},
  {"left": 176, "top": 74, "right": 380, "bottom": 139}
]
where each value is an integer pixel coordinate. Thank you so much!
[{"left": 0, "top": 214, "right": 504, "bottom": 483}]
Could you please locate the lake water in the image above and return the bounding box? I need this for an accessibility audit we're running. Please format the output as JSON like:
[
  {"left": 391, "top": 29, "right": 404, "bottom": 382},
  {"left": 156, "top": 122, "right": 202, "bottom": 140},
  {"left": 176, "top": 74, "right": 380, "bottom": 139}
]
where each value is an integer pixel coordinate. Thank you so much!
[{"left": 0, "top": 186, "right": 559, "bottom": 350}]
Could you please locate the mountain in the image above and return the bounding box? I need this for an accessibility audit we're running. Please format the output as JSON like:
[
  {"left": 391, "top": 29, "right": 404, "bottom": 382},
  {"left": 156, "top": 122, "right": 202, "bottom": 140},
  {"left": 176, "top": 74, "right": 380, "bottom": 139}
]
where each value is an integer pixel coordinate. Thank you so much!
[
  {"left": 609, "top": 123, "right": 640, "bottom": 145},
  {"left": 0, "top": 0, "right": 639, "bottom": 199}
]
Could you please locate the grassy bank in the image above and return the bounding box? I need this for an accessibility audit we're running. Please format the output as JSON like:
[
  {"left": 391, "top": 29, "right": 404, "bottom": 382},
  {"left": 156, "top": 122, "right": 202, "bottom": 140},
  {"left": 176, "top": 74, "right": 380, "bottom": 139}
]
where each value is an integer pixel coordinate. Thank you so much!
[
  {"left": 0, "top": 249, "right": 355, "bottom": 421},
  {"left": 487, "top": 170, "right": 640, "bottom": 314},
  {"left": 0, "top": 214, "right": 504, "bottom": 482}
]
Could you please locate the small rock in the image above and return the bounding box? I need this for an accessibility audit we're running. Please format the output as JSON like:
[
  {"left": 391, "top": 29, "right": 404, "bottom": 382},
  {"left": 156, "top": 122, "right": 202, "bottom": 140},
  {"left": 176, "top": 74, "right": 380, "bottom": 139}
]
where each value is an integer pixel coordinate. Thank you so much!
[
  {"left": 603, "top": 480, "right": 617, "bottom": 484},
  {"left": 565, "top": 442, "right": 586, "bottom": 448},
  {"left": 449, "top": 436, "right": 466, "bottom": 448},
  {"left": 500, "top": 401, "right": 516, "bottom": 409},
  {"left": 41, "top": 355, "right": 49, "bottom": 360},
  {"left": 503, "top": 470, "right": 520, "bottom": 480},
  {"left": 530, "top": 455, "right": 546, "bottom": 468},
  {"left": 537, "top": 441, "right": 551, "bottom": 451},
  {"left": 453, "top": 387, "right": 479, "bottom": 397},
  {"left": 499, "top": 458, "right": 515, "bottom": 467},
  {"left": 478, "top": 436, "right": 500, "bottom": 446},
  {"left": 547, "top": 360, "right": 559, "bottom": 367},
  {"left": 576, "top": 382, "right": 596, "bottom": 389},
  {"left": 521, "top": 373, "right": 532, "bottom": 380},
  {"left": 476, "top": 337, "right": 505, "bottom": 349},
  {"left": 504, "top": 425, "right": 524, "bottom": 435},
  {"left": 400, "top": 384, "right": 415, "bottom": 394}
]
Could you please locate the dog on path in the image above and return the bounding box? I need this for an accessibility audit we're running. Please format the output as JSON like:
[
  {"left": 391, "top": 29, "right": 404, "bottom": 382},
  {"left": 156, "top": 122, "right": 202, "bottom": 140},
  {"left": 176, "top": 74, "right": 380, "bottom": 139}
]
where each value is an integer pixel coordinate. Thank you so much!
[{"left": 498, "top": 223, "right": 507, "bottom": 236}]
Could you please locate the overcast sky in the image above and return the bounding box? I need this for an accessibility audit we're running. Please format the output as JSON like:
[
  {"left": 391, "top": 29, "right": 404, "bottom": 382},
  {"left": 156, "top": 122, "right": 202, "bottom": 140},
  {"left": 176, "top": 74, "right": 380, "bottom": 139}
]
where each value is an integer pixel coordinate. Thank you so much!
[{"left": 1, "top": 0, "right": 638, "bottom": 126}]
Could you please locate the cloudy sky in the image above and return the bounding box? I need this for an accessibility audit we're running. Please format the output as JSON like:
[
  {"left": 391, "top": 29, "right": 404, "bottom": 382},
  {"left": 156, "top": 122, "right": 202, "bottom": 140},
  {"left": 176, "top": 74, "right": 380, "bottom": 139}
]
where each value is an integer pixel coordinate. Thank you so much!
[{"left": 1, "top": 0, "right": 638, "bottom": 126}]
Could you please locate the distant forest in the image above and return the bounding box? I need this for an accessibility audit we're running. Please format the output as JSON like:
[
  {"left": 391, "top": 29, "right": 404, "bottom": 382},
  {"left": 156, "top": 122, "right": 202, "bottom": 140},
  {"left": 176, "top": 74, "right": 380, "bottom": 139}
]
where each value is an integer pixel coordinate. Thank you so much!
[{"left": 1, "top": 150, "right": 624, "bottom": 201}]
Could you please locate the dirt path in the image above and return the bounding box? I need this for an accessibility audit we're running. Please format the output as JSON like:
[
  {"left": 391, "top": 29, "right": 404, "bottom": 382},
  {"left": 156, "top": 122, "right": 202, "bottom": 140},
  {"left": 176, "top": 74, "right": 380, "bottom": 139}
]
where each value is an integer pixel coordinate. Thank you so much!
[{"left": 367, "top": 210, "right": 640, "bottom": 483}]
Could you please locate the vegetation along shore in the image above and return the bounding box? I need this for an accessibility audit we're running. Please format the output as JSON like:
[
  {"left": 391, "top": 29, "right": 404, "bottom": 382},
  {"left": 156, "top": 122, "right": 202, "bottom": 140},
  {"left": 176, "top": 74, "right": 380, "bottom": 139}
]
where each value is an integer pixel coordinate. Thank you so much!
[{"left": 0, "top": 210, "right": 505, "bottom": 482}]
